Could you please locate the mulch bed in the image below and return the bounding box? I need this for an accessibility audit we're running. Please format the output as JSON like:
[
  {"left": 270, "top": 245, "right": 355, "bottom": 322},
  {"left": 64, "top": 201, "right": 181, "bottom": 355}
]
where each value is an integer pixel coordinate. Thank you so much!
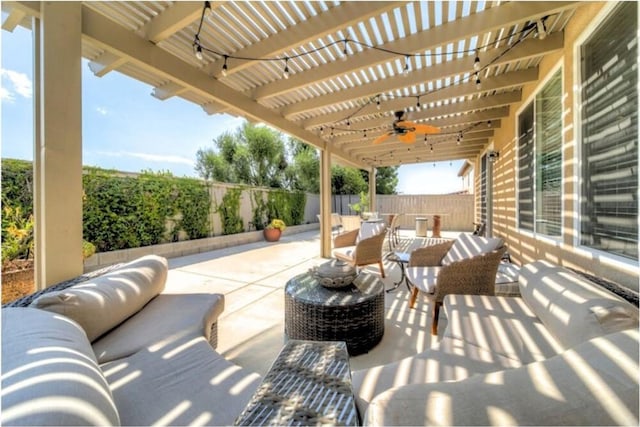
[{"left": 2, "top": 259, "right": 35, "bottom": 305}]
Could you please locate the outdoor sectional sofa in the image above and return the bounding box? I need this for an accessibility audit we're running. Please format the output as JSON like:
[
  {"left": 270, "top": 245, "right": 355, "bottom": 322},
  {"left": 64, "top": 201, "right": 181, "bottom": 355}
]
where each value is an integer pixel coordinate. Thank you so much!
[
  {"left": 1, "top": 255, "right": 261, "bottom": 426},
  {"left": 352, "top": 260, "right": 640, "bottom": 426}
]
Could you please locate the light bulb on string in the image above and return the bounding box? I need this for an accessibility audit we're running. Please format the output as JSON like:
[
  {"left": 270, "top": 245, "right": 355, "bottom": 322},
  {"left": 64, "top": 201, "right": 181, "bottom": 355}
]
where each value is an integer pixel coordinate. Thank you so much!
[
  {"left": 473, "top": 50, "right": 481, "bottom": 71},
  {"left": 403, "top": 56, "right": 410, "bottom": 77},
  {"left": 376, "top": 96, "right": 381, "bottom": 110},
  {"left": 283, "top": 58, "right": 290, "bottom": 79},
  {"left": 193, "top": 35, "right": 204, "bottom": 61},
  {"left": 487, "top": 120, "right": 492, "bottom": 128},
  {"left": 536, "top": 19, "right": 547, "bottom": 40},
  {"left": 475, "top": 73, "right": 482, "bottom": 90},
  {"left": 341, "top": 40, "right": 348, "bottom": 62},
  {"left": 204, "top": 1, "right": 214, "bottom": 17},
  {"left": 416, "top": 97, "right": 421, "bottom": 110},
  {"left": 221, "top": 55, "right": 228, "bottom": 77}
]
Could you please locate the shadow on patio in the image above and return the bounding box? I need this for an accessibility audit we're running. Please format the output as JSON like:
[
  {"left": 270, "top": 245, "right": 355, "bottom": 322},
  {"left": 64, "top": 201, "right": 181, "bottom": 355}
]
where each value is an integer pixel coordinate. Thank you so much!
[{"left": 163, "top": 229, "right": 460, "bottom": 376}]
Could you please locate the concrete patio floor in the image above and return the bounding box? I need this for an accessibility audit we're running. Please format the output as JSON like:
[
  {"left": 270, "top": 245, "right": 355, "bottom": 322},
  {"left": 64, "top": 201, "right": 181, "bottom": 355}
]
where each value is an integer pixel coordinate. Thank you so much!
[{"left": 163, "top": 229, "right": 463, "bottom": 377}]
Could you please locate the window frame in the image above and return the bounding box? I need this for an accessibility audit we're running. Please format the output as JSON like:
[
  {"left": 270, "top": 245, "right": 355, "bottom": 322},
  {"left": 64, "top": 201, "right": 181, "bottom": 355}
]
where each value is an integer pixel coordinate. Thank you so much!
[
  {"left": 572, "top": 1, "right": 639, "bottom": 268},
  {"left": 515, "top": 61, "right": 565, "bottom": 241}
]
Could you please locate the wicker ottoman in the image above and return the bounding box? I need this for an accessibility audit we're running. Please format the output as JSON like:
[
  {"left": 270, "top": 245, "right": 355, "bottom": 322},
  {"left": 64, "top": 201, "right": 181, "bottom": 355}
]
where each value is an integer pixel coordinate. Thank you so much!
[
  {"left": 284, "top": 271, "right": 385, "bottom": 355},
  {"left": 234, "top": 340, "right": 359, "bottom": 426}
]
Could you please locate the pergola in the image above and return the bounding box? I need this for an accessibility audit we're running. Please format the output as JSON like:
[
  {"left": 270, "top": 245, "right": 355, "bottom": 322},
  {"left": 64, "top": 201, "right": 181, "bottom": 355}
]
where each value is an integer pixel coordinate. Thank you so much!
[{"left": 2, "top": 1, "right": 583, "bottom": 287}]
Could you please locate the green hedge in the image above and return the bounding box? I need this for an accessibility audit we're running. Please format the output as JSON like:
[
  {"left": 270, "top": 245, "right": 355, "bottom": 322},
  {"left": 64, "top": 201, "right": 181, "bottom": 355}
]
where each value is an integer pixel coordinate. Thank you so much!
[
  {"left": 1, "top": 160, "right": 306, "bottom": 257},
  {"left": 82, "top": 170, "right": 210, "bottom": 252},
  {"left": 1, "top": 161, "right": 210, "bottom": 254}
]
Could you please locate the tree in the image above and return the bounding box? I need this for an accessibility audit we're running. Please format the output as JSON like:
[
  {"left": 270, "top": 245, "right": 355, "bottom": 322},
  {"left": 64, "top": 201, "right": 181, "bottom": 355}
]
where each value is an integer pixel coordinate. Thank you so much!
[
  {"left": 195, "top": 122, "right": 287, "bottom": 188},
  {"left": 358, "top": 166, "right": 399, "bottom": 194},
  {"left": 331, "top": 165, "right": 367, "bottom": 195},
  {"left": 285, "top": 138, "right": 319, "bottom": 193},
  {"left": 375, "top": 166, "right": 399, "bottom": 194}
]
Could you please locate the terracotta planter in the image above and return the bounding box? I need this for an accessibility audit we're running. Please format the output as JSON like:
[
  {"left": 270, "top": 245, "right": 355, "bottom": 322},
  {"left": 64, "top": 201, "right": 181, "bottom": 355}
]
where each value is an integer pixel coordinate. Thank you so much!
[{"left": 263, "top": 228, "right": 282, "bottom": 242}]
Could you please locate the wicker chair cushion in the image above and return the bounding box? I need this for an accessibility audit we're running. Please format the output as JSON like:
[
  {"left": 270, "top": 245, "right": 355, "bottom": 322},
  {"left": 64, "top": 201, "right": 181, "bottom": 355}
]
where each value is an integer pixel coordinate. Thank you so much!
[
  {"left": 1, "top": 308, "right": 120, "bottom": 426},
  {"left": 519, "top": 260, "right": 639, "bottom": 349},
  {"left": 441, "top": 234, "right": 503, "bottom": 266},
  {"left": 406, "top": 266, "right": 440, "bottom": 294},
  {"left": 333, "top": 246, "right": 356, "bottom": 262},
  {"left": 356, "top": 221, "right": 386, "bottom": 244},
  {"left": 30, "top": 255, "right": 168, "bottom": 341}
]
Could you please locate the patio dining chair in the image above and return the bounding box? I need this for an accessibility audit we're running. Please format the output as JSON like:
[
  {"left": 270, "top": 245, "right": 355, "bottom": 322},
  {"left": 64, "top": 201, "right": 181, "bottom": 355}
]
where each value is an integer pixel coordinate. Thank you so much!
[
  {"left": 386, "top": 213, "right": 403, "bottom": 250},
  {"left": 333, "top": 221, "right": 387, "bottom": 278},
  {"left": 406, "top": 233, "right": 506, "bottom": 335}
]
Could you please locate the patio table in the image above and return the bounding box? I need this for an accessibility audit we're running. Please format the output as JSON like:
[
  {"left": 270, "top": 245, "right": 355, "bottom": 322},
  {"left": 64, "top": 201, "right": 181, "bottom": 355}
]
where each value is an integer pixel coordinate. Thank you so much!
[
  {"left": 234, "top": 340, "right": 359, "bottom": 426},
  {"left": 285, "top": 271, "right": 384, "bottom": 355}
]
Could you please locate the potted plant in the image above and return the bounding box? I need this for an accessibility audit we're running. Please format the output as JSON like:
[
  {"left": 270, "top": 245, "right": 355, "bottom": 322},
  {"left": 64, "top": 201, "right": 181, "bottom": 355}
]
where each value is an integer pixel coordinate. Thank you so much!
[{"left": 263, "top": 219, "right": 286, "bottom": 242}]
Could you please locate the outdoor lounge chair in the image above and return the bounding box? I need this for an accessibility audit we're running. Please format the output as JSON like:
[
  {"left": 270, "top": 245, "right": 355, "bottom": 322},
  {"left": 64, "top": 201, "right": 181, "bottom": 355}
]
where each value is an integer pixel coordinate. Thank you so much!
[
  {"left": 333, "top": 221, "right": 387, "bottom": 277},
  {"left": 406, "top": 233, "right": 506, "bottom": 335}
]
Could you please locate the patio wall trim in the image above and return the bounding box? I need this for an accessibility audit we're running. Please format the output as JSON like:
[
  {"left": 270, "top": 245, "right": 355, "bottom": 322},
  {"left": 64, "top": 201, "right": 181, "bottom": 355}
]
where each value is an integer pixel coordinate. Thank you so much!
[{"left": 83, "top": 223, "right": 320, "bottom": 272}]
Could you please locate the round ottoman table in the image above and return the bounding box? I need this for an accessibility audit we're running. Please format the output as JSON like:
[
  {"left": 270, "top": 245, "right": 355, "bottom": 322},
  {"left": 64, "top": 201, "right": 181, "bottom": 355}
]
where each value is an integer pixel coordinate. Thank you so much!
[{"left": 284, "top": 271, "right": 385, "bottom": 355}]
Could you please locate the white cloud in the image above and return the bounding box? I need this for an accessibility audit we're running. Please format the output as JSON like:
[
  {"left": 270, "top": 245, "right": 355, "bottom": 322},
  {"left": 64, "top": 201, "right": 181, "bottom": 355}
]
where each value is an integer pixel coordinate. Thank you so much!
[
  {"left": 97, "top": 150, "right": 195, "bottom": 166},
  {"left": 1, "top": 69, "right": 33, "bottom": 100},
  {"left": 96, "top": 107, "right": 108, "bottom": 115},
  {"left": 0, "top": 86, "right": 15, "bottom": 102}
]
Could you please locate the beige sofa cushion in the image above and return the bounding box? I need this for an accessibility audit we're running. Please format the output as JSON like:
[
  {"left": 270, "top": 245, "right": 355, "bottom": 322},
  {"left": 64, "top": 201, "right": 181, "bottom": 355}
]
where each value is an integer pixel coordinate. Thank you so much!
[
  {"left": 441, "top": 233, "right": 503, "bottom": 266},
  {"left": 365, "top": 328, "right": 639, "bottom": 426},
  {"left": 443, "top": 294, "right": 564, "bottom": 364},
  {"left": 352, "top": 336, "right": 522, "bottom": 417},
  {"left": 100, "top": 336, "right": 261, "bottom": 426},
  {"left": 1, "top": 308, "right": 120, "bottom": 426},
  {"left": 31, "top": 255, "right": 168, "bottom": 341},
  {"left": 519, "top": 260, "right": 639, "bottom": 349},
  {"left": 92, "top": 293, "right": 224, "bottom": 363}
]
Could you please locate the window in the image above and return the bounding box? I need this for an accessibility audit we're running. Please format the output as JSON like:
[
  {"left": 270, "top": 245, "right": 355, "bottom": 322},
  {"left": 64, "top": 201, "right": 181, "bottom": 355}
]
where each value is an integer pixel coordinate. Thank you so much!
[
  {"left": 518, "top": 103, "right": 534, "bottom": 231},
  {"left": 535, "top": 71, "right": 562, "bottom": 236},
  {"left": 580, "top": 2, "right": 638, "bottom": 260},
  {"left": 480, "top": 154, "right": 487, "bottom": 223},
  {"left": 517, "top": 69, "right": 562, "bottom": 236}
]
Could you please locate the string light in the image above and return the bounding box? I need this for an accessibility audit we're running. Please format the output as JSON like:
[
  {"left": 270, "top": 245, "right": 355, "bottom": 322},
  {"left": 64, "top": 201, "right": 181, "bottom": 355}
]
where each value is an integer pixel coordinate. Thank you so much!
[
  {"left": 283, "top": 58, "right": 290, "bottom": 79},
  {"left": 193, "top": 35, "right": 204, "bottom": 60},
  {"left": 536, "top": 19, "right": 547, "bottom": 40},
  {"left": 473, "top": 50, "right": 481, "bottom": 71},
  {"left": 191, "top": 2, "right": 548, "bottom": 142},
  {"left": 221, "top": 55, "right": 228, "bottom": 76},
  {"left": 487, "top": 120, "right": 492, "bottom": 127}
]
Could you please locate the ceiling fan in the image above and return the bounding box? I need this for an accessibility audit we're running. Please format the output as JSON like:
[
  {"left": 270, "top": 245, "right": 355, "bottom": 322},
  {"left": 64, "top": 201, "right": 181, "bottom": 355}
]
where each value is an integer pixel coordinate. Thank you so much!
[{"left": 373, "top": 110, "right": 440, "bottom": 144}]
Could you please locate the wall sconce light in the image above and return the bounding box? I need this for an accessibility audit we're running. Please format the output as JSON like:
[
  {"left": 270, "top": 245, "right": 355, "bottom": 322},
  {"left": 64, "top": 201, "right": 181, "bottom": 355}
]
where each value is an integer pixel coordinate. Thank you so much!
[{"left": 488, "top": 150, "right": 500, "bottom": 163}]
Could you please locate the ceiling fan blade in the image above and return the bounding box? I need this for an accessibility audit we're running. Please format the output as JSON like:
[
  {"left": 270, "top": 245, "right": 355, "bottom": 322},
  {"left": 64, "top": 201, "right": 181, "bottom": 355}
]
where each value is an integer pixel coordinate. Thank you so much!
[
  {"left": 414, "top": 124, "right": 441, "bottom": 134},
  {"left": 398, "top": 132, "right": 416, "bottom": 144},
  {"left": 396, "top": 120, "right": 417, "bottom": 130},
  {"left": 373, "top": 132, "right": 392, "bottom": 144}
]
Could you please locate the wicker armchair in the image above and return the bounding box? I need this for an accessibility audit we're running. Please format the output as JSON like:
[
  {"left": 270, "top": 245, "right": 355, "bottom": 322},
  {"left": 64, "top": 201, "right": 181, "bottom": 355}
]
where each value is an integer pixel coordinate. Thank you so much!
[
  {"left": 406, "top": 234, "right": 506, "bottom": 335},
  {"left": 333, "top": 221, "right": 387, "bottom": 278}
]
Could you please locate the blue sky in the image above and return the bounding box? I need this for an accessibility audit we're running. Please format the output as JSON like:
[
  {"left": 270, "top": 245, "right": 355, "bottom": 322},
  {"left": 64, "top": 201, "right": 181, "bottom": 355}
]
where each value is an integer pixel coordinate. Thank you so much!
[{"left": 1, "top": 22, "right": 467, "bottom": 194}]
